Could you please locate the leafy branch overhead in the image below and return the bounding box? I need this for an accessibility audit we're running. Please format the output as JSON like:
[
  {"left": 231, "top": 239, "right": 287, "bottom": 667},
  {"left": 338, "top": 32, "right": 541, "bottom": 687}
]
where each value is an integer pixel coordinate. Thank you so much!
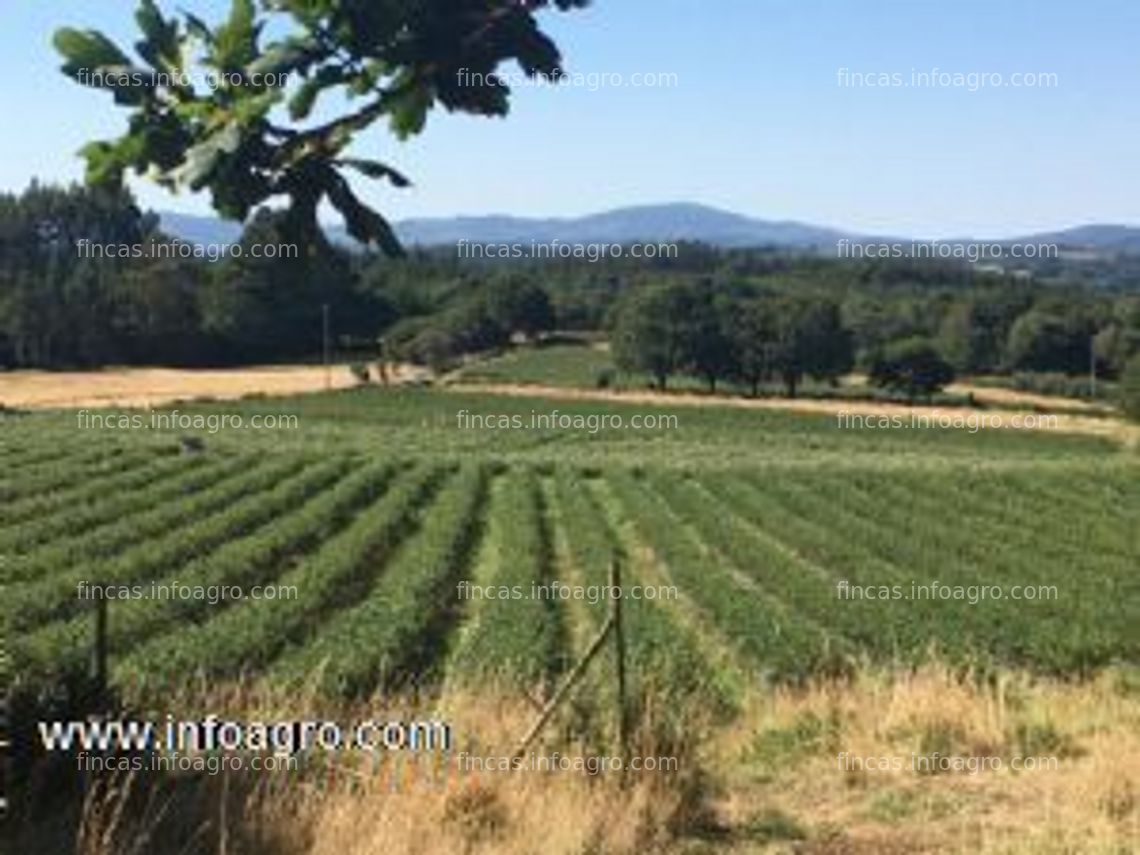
[{"left": 54, "top": 0, "right": 587, "bottom": 255}]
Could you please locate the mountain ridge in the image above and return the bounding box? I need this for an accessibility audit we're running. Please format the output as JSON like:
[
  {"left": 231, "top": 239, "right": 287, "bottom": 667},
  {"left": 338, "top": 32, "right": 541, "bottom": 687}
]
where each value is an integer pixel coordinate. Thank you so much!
[{"left": 158, "top": 203, "right": 1140, "bottom": 254}]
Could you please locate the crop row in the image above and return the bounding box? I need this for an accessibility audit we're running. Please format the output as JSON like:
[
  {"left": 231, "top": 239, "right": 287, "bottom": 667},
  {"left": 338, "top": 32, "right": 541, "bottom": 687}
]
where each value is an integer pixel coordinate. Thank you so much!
[
  {"left": 653, "top": 471, "right": 871, "bottom": 661},
  {"left": 7, "top": 456, "right": 341, "bottom": 628},
  {"left": 17, "top": 460, "right": 403, "bottom": 678},
  {"left": 448, "top": 468, "right": 562, "bottom": 689},
  {"left": 692, "top": 473, "right": 935, "bottom": 655},
  {"left": 0, "top": 448, "right": 196, "bottom": 534},
  {"left": 269, "top": 464, "right": 489, "bottom": 696},
  {"left": 554, "top": 470, "right": 738, "bottom": 717},
  {"left": 0, "top": 452, "right": 227, "bottom": 556},
  {"left": 0, "top": 444, "right": 154, "bottom": 505},
  {"left": 604, "top": 470, "right": 843, "bottom": 682},
  {"left": 938, "top": 468, "right": 1135, "bottom": 556},
  {"left": 0, "top": 436, "right": 119, "bottom": 479},
  {"left": 732, "top": 469, "right": 1137, "bottom": 671},
  {"left": 708, "top": 471, "right": 1040, "bottom": 663},
  {"left": 114, "top": 463, "right": 451, "bottom": 688},
  {"left": 1, "top": 453, "right": 273, "bottom": 586}
]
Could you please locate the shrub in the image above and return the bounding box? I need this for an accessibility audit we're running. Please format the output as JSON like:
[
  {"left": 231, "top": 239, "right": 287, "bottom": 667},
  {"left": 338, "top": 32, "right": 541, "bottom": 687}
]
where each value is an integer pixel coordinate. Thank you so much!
[{"left": 869, "top": 337, "right": 955, "bottom": 400}]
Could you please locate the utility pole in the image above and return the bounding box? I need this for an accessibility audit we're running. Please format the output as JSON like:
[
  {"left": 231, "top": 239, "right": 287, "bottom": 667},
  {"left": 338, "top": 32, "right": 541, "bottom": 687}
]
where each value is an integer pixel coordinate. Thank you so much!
[{"left": 322, "top": 303, "right": 330, "bottom": 391}]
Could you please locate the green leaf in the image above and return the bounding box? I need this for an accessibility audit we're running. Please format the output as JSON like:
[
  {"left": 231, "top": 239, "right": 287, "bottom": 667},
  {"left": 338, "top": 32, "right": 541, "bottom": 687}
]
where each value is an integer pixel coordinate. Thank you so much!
[
  {"left": 135, "top": 0, "right": 181, "bottom": 72},
  {"left": 288, "top": 76, "right": 322, "bottom": 120},
  {"left": 77, "top": 140, "right": 123, "bottom": 189},
  {"left": 174, "top": 123, "right": 242, "bottom": 190},
  {"left": 247, "top": 37, "right": 317, "bottom": 81},
  {"left": 53, "top": 0, "right": 584, "bottom": 255},
  {"left": 99, "top": 65, "right": 157, "bottom": 106},
  {"left": 139, "top": 125, "right": 190, "bottom": 172},
  {"left": 233, "top": 90, "right": 282, "bottom": 124},
  {"left": 53, "top": 28, "right": 133, "bottom": 79},
  {"left": 214, "top": 0, "right": 259, "bottom": 70},
  {"left": 386, "top": 82, "right": 431, "bottom": 140},
  {"left": 183, "top": 12, "right": 213, "bottom": 44},
  {"left": 78, "top": 132, "right": 150, "bottom": 189},
  {"left": 288, "top": 66, "right": 344, "bottom": 120},
  {"left": 324, "top": 172, "right": 403, "bottom": 257},
  {"left": 347, "top": 60, "right": 386, "bottom": 96},
  {"left": 337, "top": 159, "right": 412, "bottom": 188},
  {"left": 216, "top": 122, "right": 243, "bottom": 153}
]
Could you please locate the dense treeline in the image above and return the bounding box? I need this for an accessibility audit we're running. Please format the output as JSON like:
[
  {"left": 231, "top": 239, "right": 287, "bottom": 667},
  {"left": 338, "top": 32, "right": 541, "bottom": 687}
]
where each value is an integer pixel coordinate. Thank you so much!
[
  {"left": 0, "top": 183, "right": 383, "bottom": 366},
  {"left": 0, "top": 183, "right": 554, "bottom": 368},
  {"left": 2, "top": 182, "right": 1138, "bottom": 395},
  {"left": 605, "top": 276, "right": 1140, "bottom": 398}
]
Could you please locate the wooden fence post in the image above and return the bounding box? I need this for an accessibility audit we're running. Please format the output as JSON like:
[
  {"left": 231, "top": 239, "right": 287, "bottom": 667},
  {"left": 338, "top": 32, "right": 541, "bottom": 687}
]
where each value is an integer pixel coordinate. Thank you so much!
[
  {"left": 610, "top": 554, "right": 630, "bottom": 776},
  {"left": 510, "top": 552, "right": 633, "bottom": 773},
  {"left": 511, "top": 616, "right": 613, "bottom": 762}
]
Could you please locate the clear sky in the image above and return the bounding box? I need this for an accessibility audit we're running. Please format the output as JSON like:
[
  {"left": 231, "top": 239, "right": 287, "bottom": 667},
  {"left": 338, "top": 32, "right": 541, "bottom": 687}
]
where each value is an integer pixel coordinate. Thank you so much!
[{"left": 1, "top": 0, "right": 1137, "bottom": 238}]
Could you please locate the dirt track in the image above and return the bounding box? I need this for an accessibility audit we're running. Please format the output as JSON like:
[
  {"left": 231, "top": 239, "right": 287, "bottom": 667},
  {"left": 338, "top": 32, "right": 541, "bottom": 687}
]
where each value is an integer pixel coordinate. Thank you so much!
[
  {"left": 448, "top": 381, "right": 1137, "bottom": 445},
  {"left": 944, "top": 381, "right": 1111, "bottom": 413}
]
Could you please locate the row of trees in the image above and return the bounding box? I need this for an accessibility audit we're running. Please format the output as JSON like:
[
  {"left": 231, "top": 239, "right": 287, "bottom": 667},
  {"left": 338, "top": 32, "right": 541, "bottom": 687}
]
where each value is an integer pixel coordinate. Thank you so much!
[
  {"left": 608, "top": 281, "right": 960, "bottom": 398},
  {"left": 606, "top": 280, "right": 1140, "bottom": 401},
  {"left": 610, "top": 282, "right": 852, "bottom": 396}
]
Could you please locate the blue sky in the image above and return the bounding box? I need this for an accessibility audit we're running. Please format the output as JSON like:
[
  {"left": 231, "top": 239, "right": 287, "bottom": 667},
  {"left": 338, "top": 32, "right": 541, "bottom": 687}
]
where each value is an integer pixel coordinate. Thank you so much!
[{"left": 1, "top": 0, "right": 1137, "bottom": 238}]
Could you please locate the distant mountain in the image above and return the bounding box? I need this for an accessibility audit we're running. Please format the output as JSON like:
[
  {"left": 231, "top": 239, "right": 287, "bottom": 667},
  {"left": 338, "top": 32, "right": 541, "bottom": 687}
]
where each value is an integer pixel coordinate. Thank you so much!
[
  {"left": 158, "top": 212, "right": 244, "bottom": 247},
  {"left": 1008, "top": 224, "right": 1140, "bottom": 254},
  {"left": 157, "top": 204, "right": 1140, "bottom": 254},
  {"left": 157, "top": 203, "right": 855, "bottom": 251},
  {"left": 395, "top": 203, "right": 854, "bottom": 248}
]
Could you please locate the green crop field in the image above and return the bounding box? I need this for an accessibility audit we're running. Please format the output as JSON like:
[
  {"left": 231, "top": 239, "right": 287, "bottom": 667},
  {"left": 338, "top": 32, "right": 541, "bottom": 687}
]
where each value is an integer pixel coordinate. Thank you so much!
[
  {"left": 456, "top": 342, "right": 620, "bottom": 388},
  {"left": 3, "top": 387, "right": 1137, "bottom": 713}
]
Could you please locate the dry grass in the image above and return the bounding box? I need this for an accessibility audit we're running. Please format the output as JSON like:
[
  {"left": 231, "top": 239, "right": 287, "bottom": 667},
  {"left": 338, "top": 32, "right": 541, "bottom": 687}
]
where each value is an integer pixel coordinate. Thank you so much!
[
  {"left": 290, "top": 686, "right": 719, "bottom": 855},
  {"left": 944, "top": 381, "right": 1110, "bottom": 414},
  {"left": 0, "top": 365, "right": 357, "bottom": 410},
  {"left": 13, "top": 665, "right": 1139, "bottom": 854},
  {"left": 51, "top": 681, "right": 714, "bottom": 855},
  {"left": 0, "top": 363, "right": 433, "bottom": 410},
  {"left": 447, "top": 381, "right": 1138, "bottom": 446},
  {"left": 718, "top": 664, "right": 1140, "bottom": 853}
]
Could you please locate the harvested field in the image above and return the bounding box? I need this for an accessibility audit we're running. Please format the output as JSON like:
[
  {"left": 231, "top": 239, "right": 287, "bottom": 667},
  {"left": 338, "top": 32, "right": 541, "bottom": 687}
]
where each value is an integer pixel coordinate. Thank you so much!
[{"left": 0, "top": 364, "right": 431, "bottom": 410}]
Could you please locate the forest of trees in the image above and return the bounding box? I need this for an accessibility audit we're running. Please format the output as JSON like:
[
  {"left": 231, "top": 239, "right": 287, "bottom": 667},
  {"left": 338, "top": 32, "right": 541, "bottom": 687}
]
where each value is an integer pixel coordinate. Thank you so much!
[{"left": 2, "top": 182, "right": 1139, "bottom": 402}]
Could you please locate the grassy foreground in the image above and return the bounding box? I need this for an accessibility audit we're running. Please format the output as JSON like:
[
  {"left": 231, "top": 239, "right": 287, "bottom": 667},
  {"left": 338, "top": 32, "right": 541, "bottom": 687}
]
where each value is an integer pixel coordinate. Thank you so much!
[{"left": 12, "top": 665, "right": 1140, "bottom": 855}]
